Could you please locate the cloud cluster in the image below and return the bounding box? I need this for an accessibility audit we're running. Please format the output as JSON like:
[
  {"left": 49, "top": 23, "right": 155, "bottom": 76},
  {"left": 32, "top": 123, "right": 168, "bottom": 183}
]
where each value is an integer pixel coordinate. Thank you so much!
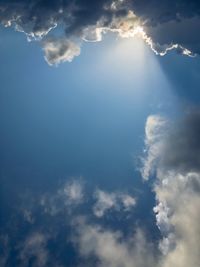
[
  {"left": 39, "top": 178, "right": 136, "bottom": 218},
  {"left": 2, "top": 109, "right": 200, "bottom": 267},
  {"left": 142, "top": 111, "right": 200, "bottom": 267},
  {"left": 1, "top": 0, "right": 200, "bottom": 64},
  {"left": 74, "top": 111, "right": 200, "bottom": 267}
]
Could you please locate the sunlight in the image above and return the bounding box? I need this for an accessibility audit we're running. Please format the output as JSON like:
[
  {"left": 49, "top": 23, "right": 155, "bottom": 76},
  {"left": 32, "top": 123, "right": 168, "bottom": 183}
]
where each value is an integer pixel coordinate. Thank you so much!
[{"left": 82, "top": 31, "right": 178, "bottom": 115}]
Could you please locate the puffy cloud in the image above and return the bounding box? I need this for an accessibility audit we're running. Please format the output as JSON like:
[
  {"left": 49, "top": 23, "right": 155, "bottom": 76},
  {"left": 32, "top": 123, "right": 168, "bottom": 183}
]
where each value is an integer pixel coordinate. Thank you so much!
[
  {"left": 93, "top": 189, "right": 136, "bottom": 217},
  {"left": 142, "top": 110, "right": 200, "bottom": 267},
  {"left": 1, "top": 0, "right": 200, "bottom": 63},
  {"left": 155, "top": 171, "right": 200, "bottom": 267},
  {"left": 73, "top": 219, "right": 156, "bottom": 267},
  {"left": 43, "top": 37, "right": 81, "bottom": 65}
]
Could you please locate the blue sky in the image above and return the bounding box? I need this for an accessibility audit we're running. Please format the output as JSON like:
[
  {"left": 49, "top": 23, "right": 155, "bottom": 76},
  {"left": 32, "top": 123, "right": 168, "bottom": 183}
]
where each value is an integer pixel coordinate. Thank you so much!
[{"left": 1, "top": 2, "right": 200, "bottom": 266}]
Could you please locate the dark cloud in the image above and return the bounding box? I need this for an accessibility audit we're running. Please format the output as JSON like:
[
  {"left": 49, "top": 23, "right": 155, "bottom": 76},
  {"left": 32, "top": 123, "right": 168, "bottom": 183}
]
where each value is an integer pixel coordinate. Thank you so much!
[
  {"left": 0, "top": 0, "right": 120, "bottom": 37},
  {"left": 1, "top": 0, "right": 200, "bottom": 63},
  {"left": 130, "top": 0, "right": 200, "bottom": 24},
  {"left": 161, "top": 109, "right": 200, "bottom": 174}
]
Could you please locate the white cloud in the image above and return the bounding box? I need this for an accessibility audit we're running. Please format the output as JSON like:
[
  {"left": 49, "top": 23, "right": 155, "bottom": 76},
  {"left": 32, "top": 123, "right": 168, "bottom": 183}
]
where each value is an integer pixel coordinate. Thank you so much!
[
  {"left": 154, "top": 171, "right": 200, "bottom": 267},
  {"left": 62, "top": 179, "right": 84, "bottom": 205},
  {"left": 93, "top": 189, "right": 136, "bottom": 217},
  {"left": 43, "top": 38, "right": 81, "bottom": 66},
  {"left": 141, "top": 115, "right": 168, "bottom": 180},
  {"left": 121, "top": 194, "right": 137, "bottom": 211},
  {"left": 73, "top": 219, "right": 156, "bottom": 267}
]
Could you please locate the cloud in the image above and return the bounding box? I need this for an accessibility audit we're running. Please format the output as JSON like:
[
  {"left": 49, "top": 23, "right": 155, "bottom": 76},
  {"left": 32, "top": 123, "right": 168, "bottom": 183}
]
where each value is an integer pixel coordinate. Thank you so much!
[
  {"left": 160, "top": 109, "right": 200, "bottom": 174},
  {"left": 40, "top": 178, "right": 84, "bottom": 216},
  {"left": 1, "top": 0, "right": 200, "bottom": 64},
  {"left": 73, "top": 219, "right": 156, "bottom": 267},
  {"left": 62, "top": 178, "right": 84, "bottom": 204},
  {"left": 19, "top": 232, "right": 48, "bottom": 267},
  {"left": 141, "top": 115, "right": 168, "bottom": 180},
  {"left": 142, "top": 111, "right": 200, "bottom": 267},
  {"left": 93, "top": 189, "right": 136, "bottom": 217},
  {"left": 130, "top": 1, "right": 200, "bottom": 54},
  {"left": 0, "top": 235, "right": 9, "bottom": 267},
  {"left": 43, "top": 37, "right": 81, "bottom": 65}
]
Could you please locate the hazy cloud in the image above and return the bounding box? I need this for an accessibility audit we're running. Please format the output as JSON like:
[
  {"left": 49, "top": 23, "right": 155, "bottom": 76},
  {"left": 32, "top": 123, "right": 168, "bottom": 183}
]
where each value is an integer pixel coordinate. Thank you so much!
[
  {"left": 19, "top": 232, "right": 48, "bottom": 267},
  {"left": 40, "top": 178, "right": 84, "bottom": 216}
]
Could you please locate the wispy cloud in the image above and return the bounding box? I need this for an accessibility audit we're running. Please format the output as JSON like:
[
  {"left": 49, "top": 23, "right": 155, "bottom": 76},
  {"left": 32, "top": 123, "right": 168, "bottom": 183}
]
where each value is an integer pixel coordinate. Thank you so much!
[
  {"left": 19, "top": 232, "right": 48, "bottom": 267},
  {"left": 40, "top": 178, "right": 84, "bottom": 216}
]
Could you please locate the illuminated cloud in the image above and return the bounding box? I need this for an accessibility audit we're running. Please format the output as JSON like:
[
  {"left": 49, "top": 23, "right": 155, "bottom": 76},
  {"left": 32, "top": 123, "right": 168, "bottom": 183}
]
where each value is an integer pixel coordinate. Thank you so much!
[
  {"left": 1, "top": 0, "right": 199, "bottom": 64},
  {"left": 43, "top": 37, "right": 81, "bottom": 65},
  {"left": 141, "top": 114, "right": 168, "bottom": 180}
]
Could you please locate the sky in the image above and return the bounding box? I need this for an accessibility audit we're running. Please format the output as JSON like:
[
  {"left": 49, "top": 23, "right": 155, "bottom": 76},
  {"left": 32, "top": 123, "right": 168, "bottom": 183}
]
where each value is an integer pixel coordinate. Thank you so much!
[{"left": 0, "top": 1, "right": 200, "bottom": 267}]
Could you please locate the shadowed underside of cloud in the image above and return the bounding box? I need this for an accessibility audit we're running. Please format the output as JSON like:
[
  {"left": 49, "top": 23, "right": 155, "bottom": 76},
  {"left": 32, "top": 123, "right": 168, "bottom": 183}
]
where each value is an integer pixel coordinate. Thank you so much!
[{"left": 0, "top": 0, "right": 200, "bottom": 64}]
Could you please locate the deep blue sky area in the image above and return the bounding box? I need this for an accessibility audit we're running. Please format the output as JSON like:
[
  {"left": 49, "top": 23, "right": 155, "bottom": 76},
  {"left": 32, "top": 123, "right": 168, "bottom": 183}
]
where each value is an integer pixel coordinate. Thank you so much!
[{"left": 1, "top": 26, "right": 200, "bottom": 267}]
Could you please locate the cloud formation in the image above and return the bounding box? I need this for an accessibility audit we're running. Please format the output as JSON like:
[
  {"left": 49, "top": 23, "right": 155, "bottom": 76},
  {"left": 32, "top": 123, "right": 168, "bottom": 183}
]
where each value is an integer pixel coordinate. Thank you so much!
[
  {"left": 141, "top": 114, "right": 168, "bottom": 180},
  {"left": 1, "top": 0, "right": 200, "bottom": 64},
  {"left": 78, "top": 112, "right": 200, "bottom": 267},
  {"left": 40, "top": 178, "right": 84, "bottom": 216},
  {"left": 93, "top": 189, "right": 136, "bottom": 217},
  {"left": 73, "top": 219, "right": 156, "bottom": 267},
  {"left": 43, "top": 37, "right": 81, "bottom": 65},
  {"left": 142, "top": 110, "right": 200, "bottom": 267},
  {"left": 19, "top": 232, "right": 48, "bottom": 267}
]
